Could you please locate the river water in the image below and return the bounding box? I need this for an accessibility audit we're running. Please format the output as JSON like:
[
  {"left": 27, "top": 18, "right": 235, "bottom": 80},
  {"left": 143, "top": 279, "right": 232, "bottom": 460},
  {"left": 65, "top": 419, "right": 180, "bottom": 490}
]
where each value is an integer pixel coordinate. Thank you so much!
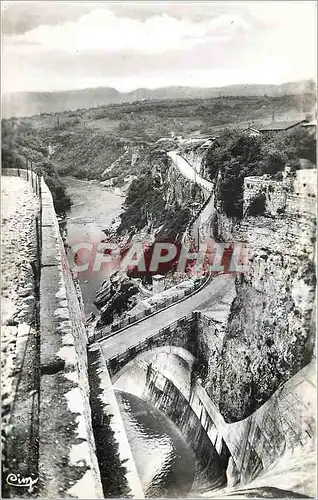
[
  {"left": 116, "top": 391, "right": 195, "bottom": 497},
  {"left": 64, "top": 176, "right": 196, "bottom": 497},
  {"left": 64, "top": 176, "right": 123, "bottom": 314}
]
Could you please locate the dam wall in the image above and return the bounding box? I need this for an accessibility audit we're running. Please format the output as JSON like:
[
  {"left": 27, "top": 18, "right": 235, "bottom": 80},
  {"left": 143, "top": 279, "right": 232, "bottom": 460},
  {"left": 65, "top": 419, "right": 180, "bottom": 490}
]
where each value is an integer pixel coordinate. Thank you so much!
[
  {"left": 115, "top": 311, "right": 316, "bottom": 497},
  {"left": 2, "top": 168, "right": 103, "bottom": 497}
]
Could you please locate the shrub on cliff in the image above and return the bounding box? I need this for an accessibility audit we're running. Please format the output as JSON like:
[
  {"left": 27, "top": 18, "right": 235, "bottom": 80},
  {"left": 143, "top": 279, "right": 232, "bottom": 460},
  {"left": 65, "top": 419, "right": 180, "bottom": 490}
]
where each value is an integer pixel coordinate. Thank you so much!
[
  {"left": 205, "top": 127, "right": 315, "bottom": 218},
  {"left": 43, "top": 174, "right": 71, "bottom": 214},
  {"left": 205, "top": 131, "right": 263, "bottom": 217},
  {"left": 257, "top": 144, "right": 288, "bottom": 175},
  {"left": 118, "top": 165, "right": 194, "bottom": 242},
  {"left": 119, "top": 171, "right": 166, "bottom": 233},
  {"left": 267, "top": 127, "right": 316, "bottom": 166}
]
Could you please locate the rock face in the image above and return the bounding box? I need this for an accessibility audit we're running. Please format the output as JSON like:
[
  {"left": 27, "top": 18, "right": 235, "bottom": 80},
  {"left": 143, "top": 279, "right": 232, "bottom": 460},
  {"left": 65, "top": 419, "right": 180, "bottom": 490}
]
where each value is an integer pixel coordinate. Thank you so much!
[
  {"left": 165, "top": 155, "right": 204, "bottom": 210},
  {"left": 199, "top": 171, "right": 316, "bottom": 423},
  {"left": 118, "top": 147, "right": 205, "bottom": 238},
  {"left": 95, "top": 274, "right": 139, "bottom": 326},
  {"left": 181, "top": 145, "right": 210, "bottom": 178},
  {"left": 95, "top": 148, "right": 207, "bottom": 326}
]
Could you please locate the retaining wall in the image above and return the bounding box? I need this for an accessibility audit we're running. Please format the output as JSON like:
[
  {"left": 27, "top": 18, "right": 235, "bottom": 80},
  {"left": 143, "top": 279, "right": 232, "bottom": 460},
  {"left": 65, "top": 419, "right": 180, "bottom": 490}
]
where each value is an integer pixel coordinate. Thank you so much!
[
  {"left": 38, "top": 179, "right": 103, "bottom": 497},
  {"left": 244, "top": 169, "right": 317, "bottom": 218}
]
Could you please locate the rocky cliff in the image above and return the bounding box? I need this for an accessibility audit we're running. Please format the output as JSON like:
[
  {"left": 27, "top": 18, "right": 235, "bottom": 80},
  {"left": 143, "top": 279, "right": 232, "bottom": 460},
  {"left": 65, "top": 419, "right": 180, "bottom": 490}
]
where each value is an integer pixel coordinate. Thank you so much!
[
  {"left": 117, "top": 147, "right": 204, "bottom": 240},
  {"left": 97, "top": 139, "right": 316, "bottom": 427},
  {"left": 94, "top": 146, "right": 205, "bottom": 324},
  {"left": 198, "top": 169, "right": 316, "bottom": 423}
]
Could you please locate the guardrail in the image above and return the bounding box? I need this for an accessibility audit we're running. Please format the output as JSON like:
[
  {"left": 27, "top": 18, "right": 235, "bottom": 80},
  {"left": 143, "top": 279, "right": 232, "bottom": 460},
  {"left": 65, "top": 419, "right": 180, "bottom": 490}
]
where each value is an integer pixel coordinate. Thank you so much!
[
  {"left": 106, "top": 311, "right": 197, "bottom": 375},
  {"left": 89, "top": 272, "right": 212, "bottom": 344},
  {"left": 2, "top": 165, "right": 42, "bottom": 198}
]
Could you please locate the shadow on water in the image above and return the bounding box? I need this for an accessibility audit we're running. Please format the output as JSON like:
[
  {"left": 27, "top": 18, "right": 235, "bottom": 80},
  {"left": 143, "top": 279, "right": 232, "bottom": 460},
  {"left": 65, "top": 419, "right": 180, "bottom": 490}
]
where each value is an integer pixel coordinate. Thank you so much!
[{"left": 116, "top": 390, "right": 196, "bottom": 498}]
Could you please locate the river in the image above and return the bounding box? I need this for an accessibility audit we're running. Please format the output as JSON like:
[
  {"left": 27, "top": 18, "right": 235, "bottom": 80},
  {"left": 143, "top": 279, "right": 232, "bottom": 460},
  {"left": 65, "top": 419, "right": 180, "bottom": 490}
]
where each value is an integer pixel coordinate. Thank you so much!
[
  {"left": 64, "top": 176, "right": 197, "bottom": 497},
  {"left": 64, "top": 176, "right": 123, "bottom": 315}
]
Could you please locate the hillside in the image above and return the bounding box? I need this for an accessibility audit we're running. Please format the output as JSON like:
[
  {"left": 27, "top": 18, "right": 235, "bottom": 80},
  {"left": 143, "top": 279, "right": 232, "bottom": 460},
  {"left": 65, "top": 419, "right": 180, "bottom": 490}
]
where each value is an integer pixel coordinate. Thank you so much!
[
  {"left": 2, "top": 80, "right": 315, "bottom": 118},
  {"left": 2, "top": 92, "right": 315, "bottom": 195}
]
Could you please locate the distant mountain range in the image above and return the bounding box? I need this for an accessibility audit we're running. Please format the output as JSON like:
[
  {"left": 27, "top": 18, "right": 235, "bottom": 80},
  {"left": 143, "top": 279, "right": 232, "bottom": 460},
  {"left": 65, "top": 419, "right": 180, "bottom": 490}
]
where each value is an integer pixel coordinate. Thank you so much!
[{"left": 2, "top": 80, "right": 316, "bottom": 118}]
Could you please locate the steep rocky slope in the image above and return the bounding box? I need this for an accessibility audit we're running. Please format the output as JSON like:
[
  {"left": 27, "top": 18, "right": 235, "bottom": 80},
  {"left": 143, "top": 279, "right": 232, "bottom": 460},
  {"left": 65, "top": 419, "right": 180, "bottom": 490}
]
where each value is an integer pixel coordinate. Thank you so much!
[
  {"left": 197, "top": 171, "right": 316, "bottom": 423},
  {"left": 117, "top": 147, "right": 204, "bottom": 240},
  {"left": 93, "top": 147, "right": 205, "bottom": 323}
]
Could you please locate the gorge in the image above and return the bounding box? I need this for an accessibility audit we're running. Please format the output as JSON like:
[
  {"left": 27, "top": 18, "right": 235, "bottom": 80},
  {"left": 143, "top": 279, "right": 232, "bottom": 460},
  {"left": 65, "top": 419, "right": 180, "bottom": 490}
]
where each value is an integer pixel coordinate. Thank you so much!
[
  {"left": 2, "top": 96, "right": 316, "bottom": 499},
  {"left": 68, "top": 134, "right": 316, "bottom": 498}
]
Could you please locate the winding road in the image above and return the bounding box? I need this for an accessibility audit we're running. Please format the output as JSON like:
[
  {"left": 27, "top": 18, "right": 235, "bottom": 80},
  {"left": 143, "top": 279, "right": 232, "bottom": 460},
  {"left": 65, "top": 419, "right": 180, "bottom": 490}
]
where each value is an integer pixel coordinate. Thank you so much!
[
  {"left": 97, "top": 274, "right": 234, "bottom": 360},
  {"left": 95, "top": 152, "right": 226, "bottom": 361},
  {"left": 167, "top": 151, "right": 214, "bottom": 195}
]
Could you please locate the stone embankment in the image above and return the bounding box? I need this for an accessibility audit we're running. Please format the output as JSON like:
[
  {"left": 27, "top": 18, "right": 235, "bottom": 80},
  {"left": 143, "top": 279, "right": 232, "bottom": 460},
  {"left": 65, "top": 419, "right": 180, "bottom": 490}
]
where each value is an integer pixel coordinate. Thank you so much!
[{"left": 39, "top": 179, "right": 103, "bottom": 498}]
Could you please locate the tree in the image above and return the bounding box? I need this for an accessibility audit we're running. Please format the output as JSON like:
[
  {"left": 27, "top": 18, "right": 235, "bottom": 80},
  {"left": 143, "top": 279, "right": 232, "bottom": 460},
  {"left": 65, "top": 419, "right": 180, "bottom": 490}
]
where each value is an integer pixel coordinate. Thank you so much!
[
  {"left": 284, "top": 127, "right": 316, "bottom": 165},
  {"left": 218, "top": 157, "right": 245, "bottom": 217},
  {"left": 258, "top": 144, "right": 287, "bottom": 175},
  {"left": 205, "top": 131, "right": 263, "bottom": 217},
  {"left": 204, "top": 126, "right": 316, "bottom": 218}
]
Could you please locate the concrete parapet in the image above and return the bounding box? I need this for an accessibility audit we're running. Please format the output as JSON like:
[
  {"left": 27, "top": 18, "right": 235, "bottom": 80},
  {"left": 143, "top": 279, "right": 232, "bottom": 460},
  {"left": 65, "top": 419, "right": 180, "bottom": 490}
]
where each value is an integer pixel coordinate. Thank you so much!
[
  {"left": 106, "top": 312, "right": 196, "bottom": 377},
  {"left": 88, "top": 345, "right": 144, "bottom": 498},
  {"left": 92, "top": 276, "right": 207, "bottom": 344},
  {"left": 38, "top": 180, "right": 103, "bottom": 498}
]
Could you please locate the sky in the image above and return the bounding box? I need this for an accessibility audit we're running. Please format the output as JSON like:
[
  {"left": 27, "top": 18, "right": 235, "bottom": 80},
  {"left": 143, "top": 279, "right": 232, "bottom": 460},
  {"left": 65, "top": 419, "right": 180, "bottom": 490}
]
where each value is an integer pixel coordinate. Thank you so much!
[{"left": 1, "top": 1, "right": 317, "bottom": 93}]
